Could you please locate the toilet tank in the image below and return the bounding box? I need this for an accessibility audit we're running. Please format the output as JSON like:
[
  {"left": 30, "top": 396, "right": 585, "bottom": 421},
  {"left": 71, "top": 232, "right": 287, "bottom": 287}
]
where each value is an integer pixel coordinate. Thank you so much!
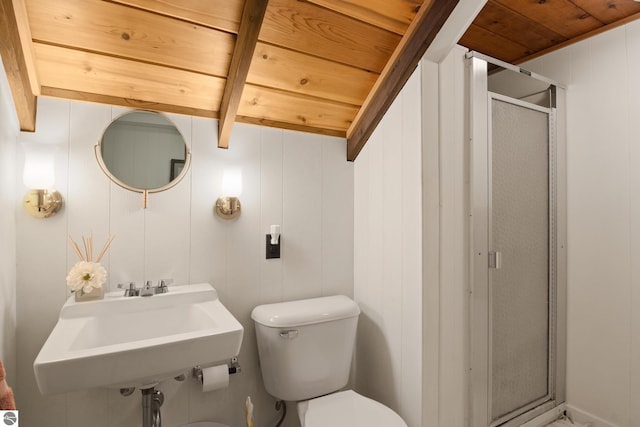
[{"left": 251, "top": 295, "right": 360, "bottom": 402}]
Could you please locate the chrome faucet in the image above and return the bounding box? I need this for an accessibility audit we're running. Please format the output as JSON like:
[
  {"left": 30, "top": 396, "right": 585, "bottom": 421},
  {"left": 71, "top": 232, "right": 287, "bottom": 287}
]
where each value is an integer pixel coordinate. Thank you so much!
[
  {"left": 118, "top": 279, "right": 172, "bottom": 297},
  {"left": 141, "top": 281, "right": 155, "bottom": 297}
]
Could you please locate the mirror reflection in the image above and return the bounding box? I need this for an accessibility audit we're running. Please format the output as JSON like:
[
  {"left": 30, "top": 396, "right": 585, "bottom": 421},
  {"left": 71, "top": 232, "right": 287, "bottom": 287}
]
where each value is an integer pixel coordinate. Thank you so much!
[{"left": 98, "top": 111, "right": 189, "bottom": 191}]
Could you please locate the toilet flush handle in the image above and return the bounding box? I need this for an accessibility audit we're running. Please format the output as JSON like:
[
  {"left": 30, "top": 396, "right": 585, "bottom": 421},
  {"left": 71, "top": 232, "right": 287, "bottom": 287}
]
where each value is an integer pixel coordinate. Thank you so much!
[{"left": 279, "top": 330, "right": 298, "bottom": 339}]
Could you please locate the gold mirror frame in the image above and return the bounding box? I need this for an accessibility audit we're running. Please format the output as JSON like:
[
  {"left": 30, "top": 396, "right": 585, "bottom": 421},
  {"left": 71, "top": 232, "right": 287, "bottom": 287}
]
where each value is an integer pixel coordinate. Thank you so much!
[{"left": 95, "top": 110, "right": 191, "bottom": 208}]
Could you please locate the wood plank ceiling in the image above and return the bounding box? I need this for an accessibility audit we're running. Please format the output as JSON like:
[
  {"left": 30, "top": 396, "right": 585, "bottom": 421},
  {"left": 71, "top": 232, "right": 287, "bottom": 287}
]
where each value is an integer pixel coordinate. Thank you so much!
[
  {"left": 0, "top": 0, "right": 459, "bottom": 160},
  {"left": 459, "top": 0, "right": 640, "bottom": 65},
  {"left": 4, "top": 1, "right": 639, "bottom": 161}
]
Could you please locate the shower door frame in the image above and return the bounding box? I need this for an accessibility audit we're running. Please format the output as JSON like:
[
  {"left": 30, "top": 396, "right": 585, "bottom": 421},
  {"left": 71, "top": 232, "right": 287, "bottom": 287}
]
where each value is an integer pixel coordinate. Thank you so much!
[{"left": 468, "top": 52, "right": 567, "bottom": 427}]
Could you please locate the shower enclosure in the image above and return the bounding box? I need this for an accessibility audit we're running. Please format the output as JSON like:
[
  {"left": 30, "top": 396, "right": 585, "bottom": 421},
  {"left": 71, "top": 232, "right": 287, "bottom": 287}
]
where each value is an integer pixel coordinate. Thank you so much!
[{"left": 468, "top": 52, "right": 567, "bottom": 427}]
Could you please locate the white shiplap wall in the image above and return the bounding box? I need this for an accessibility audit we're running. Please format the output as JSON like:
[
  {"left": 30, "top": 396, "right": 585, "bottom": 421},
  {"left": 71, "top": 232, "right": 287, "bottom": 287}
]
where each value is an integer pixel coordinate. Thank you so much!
[
  {"left": 424, "top": 46, "right": 469, "bottom": 427},
  {"left": 15, "top": 97, "right": 353, "bottom": 427},
  {"left": 0, "top": 56, "right": 18, "bottom": 386},
  {"left": 516, "top": 20, "right": 640, "bottom": 427},
  {"left": 353, "top": 64, "right": 423, "bottom": 427}
]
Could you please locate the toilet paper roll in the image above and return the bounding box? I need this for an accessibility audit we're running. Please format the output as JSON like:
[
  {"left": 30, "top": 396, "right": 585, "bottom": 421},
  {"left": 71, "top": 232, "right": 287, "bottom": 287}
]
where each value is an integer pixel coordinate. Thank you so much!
[{"left": 201, "top": 365, "right": 229, "bottom": 392}]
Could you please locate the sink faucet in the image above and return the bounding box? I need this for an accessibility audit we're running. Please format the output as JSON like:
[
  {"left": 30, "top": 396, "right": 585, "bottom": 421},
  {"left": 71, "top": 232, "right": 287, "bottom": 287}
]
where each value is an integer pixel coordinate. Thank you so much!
[
  {"left": 141, "top": 281, "right": 155, "bottom": 297},
  {"left": 118, "top": 279, "right": 172, "bottom": 297}
]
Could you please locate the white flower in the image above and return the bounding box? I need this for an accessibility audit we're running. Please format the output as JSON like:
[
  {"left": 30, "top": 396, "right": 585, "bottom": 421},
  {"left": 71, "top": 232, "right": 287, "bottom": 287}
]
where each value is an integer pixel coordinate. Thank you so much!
[{"left": 66, "top": 261, "right": 107, "bottom": 293}]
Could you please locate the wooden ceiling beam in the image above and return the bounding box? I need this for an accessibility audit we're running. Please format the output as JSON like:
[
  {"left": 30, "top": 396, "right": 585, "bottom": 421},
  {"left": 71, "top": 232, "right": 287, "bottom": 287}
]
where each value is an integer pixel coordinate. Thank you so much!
[
  {"left": 346, "top": 0, "right": 459, "bottom": 161},
  {"left": 218, "top": 0, "right": 269, "bottom": 149},
  {"left": 236, "top": 115, "right": 346, "bottom": 138},
  {"left": 41, "top": 86, "right": 220, "bottom": 120},
  {"left": 0, "top": 0, "right": 37, "bottom": 131}
]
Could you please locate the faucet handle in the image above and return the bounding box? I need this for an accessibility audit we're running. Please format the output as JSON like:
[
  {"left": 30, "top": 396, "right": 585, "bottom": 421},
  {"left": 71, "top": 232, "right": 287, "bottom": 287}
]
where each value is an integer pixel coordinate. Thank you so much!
[
  {"left": 156, "top": 278, "right": 172, "bottom": 294},
  {"left": 118, "top": 282, "right": 139, "bottom": 297}
]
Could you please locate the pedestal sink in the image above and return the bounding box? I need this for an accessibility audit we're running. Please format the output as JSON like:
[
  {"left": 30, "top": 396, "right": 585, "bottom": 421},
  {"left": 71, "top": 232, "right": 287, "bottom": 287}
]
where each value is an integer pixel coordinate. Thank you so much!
[{"left": 34, "top": 283, "right": 243, "bottom": 395}]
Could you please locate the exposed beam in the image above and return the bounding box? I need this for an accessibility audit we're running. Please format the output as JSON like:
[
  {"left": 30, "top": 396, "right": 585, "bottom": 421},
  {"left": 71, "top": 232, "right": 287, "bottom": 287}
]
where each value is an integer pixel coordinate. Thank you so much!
[
  {"left": 0, "top": 0, "right": 37, "bottom": 131},
  {"left": 236, "top": 115, "right": 346, "bottom": 138},
  {"left": 218, "top": 0, "right": 269, "bottom": 149},
  {"left": 346, "top": 0, "right": 459, "bottom": 161},
  {"left": 41, "top": 87, "right": 220, "bottom": 120},
  {"left": 11, "top": 0, "right": 39, "bottom": 94}
]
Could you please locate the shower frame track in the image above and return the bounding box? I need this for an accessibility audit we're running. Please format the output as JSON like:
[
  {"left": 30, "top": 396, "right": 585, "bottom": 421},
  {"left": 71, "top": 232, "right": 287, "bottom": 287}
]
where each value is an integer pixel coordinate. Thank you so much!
[{"left": 467, "top": 51, "right": 568, "bottom": 427}]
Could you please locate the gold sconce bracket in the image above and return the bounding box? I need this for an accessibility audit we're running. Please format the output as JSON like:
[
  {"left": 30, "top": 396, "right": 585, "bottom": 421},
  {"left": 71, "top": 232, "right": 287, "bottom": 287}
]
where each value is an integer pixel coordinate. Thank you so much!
[
  {"left": 23, "top": 189, "right": 63, "bottom": 218},
  {"left": 215, "top": 197, "right": 241, "bottom": 220}
]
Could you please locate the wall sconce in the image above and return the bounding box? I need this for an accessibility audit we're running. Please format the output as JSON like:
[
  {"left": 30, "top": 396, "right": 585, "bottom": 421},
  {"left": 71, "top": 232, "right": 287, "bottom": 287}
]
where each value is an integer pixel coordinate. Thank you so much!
[
  {"left": 266, "top": 225, "right": 281, "bottom": 259},
  {"left": 215, "top": 169, "right": 242, "bottom": 219},
  {"left": 22, "top": 142, "right": 63, "bottom": 218}
]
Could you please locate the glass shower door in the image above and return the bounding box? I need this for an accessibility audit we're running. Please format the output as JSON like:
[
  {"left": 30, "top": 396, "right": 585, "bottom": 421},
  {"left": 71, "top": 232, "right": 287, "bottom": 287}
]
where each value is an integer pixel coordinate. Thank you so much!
[{"left": 488, "top": 94, "right": 553, "bottom": 425}]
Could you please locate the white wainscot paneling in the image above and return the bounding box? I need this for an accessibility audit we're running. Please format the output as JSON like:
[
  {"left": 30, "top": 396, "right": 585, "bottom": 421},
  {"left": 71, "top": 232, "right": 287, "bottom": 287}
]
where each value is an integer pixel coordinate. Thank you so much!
[
  {"left": 522, "top": 21, "right": 639, "bottom": 427},
  {"left": 16, "top": 97, "right": 71, "bottom": 427},
  {"left": 399, "top": 67, "right": 423, "bottom": 427},
  {"left": 321, "top": 135, "right": 353, "bottom": 298},
  {"left": 565, "top": 30, "right": 630, "bottom": 427},
  {"left": 627, "top": 18, "right": 640, "bottom": 427},
  {"left": 281, "top": 131, "right": 323, "bottom": 301},
  {"left": 258, "top": 127, "right": 284, "bottom": 304},
  {"left": 67, "top": 102, "right": 112, "bottom": 288},
  {"left": 353, "top": 64, "right": 424, "bottom": 427},
  {"left": 0, "top": 57, "right": 18, "bottom": 382},
  {"left": 15, "top": 97, "right": 354, "bottom": 427},
  {"left": 189, "top": 117, "right": 227, "bottom": 290}
]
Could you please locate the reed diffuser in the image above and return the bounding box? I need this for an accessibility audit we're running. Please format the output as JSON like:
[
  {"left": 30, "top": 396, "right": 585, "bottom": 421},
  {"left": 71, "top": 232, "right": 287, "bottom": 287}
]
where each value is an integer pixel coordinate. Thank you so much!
[{"left": 66, "top": 233, "right": 115, "bottom": 301}]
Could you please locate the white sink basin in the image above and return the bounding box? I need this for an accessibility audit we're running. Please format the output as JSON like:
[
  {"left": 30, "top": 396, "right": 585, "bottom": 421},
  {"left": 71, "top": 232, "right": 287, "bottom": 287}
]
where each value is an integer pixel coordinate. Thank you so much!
[{"left": 34, "top": 283, "right": 243, "bottom": 394}]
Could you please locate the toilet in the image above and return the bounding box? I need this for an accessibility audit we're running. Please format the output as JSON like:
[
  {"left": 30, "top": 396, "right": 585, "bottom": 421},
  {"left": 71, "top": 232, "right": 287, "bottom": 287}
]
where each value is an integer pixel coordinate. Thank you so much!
[{"left": 251, "top": 295, "right": 407, "bottom": 427}]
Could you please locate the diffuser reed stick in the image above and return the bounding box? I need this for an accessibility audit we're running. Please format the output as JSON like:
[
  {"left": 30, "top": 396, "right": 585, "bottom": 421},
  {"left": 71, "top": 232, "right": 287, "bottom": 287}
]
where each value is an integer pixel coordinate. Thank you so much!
[
  {"left": 96, "top": 235, "right": 115, "bottom": 263},
  {"left": 67, "top": 236, "right": 84, "bottom": 261},
  {"left": 68, "top": 234, "right": 114, "bottom": 262}
]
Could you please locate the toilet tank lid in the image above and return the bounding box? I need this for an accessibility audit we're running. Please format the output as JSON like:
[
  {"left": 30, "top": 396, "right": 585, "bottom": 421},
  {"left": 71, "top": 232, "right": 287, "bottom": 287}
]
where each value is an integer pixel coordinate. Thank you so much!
[{"left": 251, "top": 295, "right": 360, "bottom": 327}]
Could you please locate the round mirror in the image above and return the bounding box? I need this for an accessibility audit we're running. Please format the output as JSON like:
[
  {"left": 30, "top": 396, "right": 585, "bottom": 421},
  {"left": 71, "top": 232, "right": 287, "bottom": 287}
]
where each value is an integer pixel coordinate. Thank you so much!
[{"left": 96, "top": 111, "right": 190, "bottom": 194}]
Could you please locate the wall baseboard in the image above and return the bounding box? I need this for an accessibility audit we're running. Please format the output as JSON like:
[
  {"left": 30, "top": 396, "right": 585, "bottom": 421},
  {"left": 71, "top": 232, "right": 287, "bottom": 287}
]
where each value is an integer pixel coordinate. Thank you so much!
[{"left": 566, "top": 405, "right": 620, "bottom": 427}]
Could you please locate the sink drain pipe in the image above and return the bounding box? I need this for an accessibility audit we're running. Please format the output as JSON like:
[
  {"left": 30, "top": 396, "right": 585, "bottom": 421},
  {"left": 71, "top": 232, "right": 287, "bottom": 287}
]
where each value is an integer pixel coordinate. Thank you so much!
[{"left": 141, "top": 387, "right": 164, "bottom": 427}]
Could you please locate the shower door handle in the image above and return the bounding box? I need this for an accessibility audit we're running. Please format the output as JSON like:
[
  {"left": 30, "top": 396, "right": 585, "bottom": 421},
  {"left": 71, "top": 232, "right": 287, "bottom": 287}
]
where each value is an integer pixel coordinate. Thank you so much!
[{"left": 489, "top": 251, "right": 502, "bottom": 269}]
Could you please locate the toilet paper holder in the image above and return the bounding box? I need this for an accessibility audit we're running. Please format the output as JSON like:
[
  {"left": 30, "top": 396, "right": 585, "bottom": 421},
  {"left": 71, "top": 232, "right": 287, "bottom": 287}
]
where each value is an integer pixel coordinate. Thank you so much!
[{"left": 192, "top": 357, "right": 241, "bottom": 383}]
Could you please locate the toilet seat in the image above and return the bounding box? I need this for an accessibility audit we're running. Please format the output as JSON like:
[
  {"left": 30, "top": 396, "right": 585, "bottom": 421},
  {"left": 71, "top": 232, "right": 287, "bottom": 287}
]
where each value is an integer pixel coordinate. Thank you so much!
[{"left": 298, "top": 390, "right": 408, "bottom": 427}]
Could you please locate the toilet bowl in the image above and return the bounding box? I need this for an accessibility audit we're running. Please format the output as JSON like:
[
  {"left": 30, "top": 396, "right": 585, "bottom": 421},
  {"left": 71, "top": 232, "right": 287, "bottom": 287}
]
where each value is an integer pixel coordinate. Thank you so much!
[
  {"left": 298, "top": 390, "right": 407, "bottom": 427},
  {"left": 252, "top": 295, "right": 408, "bottom": 427}
]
